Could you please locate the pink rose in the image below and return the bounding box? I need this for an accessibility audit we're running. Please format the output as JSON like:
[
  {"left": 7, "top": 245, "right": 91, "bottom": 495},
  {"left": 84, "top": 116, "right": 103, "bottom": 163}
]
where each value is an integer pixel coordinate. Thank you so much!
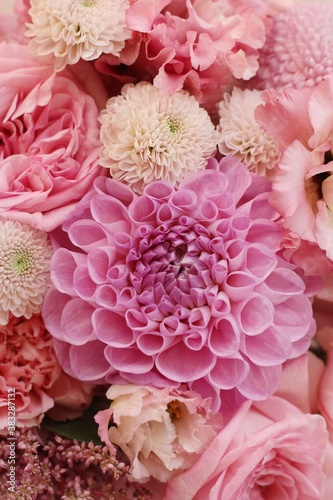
[
  {"left": 165, "top": 396, "right": 329, "bottom": 499},
  {"left": 0, "top": 42, "right": 103, "bottom": 232},
  {"left": 95, "top": 384, "right": 223, "bottom": 483}
]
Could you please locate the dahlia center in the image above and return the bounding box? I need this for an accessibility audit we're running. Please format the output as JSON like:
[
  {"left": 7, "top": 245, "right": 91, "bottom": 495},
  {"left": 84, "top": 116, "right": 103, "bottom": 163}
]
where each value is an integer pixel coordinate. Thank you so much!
[{"left": 129, "top": 219, "right": 221, "bottom": 314}]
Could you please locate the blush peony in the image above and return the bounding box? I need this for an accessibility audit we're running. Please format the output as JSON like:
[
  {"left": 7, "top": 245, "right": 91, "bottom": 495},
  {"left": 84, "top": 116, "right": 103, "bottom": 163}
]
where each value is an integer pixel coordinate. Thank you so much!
[
  {"left": 95, "top": 384, "right": 223, "bottom": 483},
  {"left": 0, "top": 314, "right": 93, "bottom": 430},
  {"left": 0, "top": 42, "right": 103, "bottom": 232},
  {"left": 164, "top": 397, "right": 329, "bottom": 499},
  {"left": 255, "top": 77, "right": 333, "bottom": 272},
  {"left": 43, "top": 157, "right": 316, "bottom": 412}
]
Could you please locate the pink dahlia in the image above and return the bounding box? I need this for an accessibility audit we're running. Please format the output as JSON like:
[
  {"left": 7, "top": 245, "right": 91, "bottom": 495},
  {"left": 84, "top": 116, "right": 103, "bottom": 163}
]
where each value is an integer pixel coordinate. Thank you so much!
[
  {"left": 43, "top": 158, "right": 316, "bottom": 411},
  {"left": 0, "top": 314, "right": 93, "bottom": 430},
  {"left": 250, "top": 2, "right": 333, "bottom": 91}
]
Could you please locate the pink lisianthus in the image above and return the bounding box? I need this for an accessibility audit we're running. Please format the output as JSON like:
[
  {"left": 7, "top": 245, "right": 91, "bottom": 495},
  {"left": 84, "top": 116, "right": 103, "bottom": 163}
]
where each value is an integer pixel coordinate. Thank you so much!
[
  {"left": 0, "top": 42, "right": 103, "bottom": 232},
  {"left": 0, "top": 314, "right": 93, "bottom": 430},
  {"left": 43, "top": 157, "right": 317, "bottom": 412},
  {"left": 164, "top": 396, "right": 330, "bottom": 499},
  {"left": 95, "top": 384, "right": 223, "bottom": 483},
  {"left": 255, "top": 78, "right": 333, "bottom": 273}
]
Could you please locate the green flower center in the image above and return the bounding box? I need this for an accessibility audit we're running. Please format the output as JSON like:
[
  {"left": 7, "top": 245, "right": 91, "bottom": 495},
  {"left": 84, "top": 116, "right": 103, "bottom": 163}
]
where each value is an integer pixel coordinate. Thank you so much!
[{"left": 12, "top": 249, "right": 32, "bottom": 275}]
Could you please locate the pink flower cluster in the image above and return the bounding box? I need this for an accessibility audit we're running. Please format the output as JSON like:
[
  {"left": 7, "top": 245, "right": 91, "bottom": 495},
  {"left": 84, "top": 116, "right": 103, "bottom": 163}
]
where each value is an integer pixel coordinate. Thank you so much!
[
  {"left": 43, "top": 157, "right": 315, "bottom": 411},
  {"left": 0, "top": 314, "right": 93, "bottom": 429},
  {"left": 96, "top": 0, "right": 280, "bottom": 114}
]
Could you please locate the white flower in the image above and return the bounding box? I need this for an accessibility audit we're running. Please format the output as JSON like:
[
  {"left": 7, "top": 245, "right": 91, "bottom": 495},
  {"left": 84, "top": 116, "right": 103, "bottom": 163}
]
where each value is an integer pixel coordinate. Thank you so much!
[
  {"left": 26, "top": 0, "right": 131, "bottom": 71},
  {"left": 99, "top": 82, "right": 219, "bottom": 193},
  {"left": 217, "top": 88, "right": 278, "bottom": 177},
  {"left": 0, "top": 220, "right": 53, "bottom": 325}
]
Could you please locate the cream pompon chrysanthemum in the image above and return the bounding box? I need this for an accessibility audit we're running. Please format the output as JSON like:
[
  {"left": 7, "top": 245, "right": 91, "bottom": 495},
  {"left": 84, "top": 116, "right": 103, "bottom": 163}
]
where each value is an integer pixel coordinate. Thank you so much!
[
  {"left": 217, "top": 88, "right": 278, "bottom": 177},
  {"left": 99, "top": 82, "right": 219, "bottom": 193},
  {"left": 0, "top": 220, "right": 53, "bottom": 325},
  {"left": 26, "top": 0, "right": 131, "bottom": 71}
]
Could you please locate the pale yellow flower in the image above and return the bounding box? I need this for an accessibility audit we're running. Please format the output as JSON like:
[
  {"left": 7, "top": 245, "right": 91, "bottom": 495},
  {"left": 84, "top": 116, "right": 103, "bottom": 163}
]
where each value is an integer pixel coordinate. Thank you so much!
[
  {"left": 0, "top": 220, "right": 52, "bottom": 325},
  {"left": 26, "top": 0, "right": 131, "bottom": 71},
  {"left": 99, "top": 82, "right": 219, "bottom": 194}
]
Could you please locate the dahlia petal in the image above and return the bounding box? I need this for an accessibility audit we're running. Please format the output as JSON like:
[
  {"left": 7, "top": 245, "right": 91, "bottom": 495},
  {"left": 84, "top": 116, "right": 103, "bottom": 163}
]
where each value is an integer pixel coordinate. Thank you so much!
[
  {"left": 156, "top": 344, "right": 215, "bottom": 382},
  {"left": 184, "top": 328, "right": 209, "bottom": 351},
  {"left": 137, "top": 332, "right": 174, "bottom": 356},
  {"left": 179, "top": 170, "right": 228, "bottom": 204},
  {"left": 125, "top": 309, "right": 159, "bottom": 332},
  {"left": 274, "top": 295, "right": 313, "bottom": 341},
  {"left": 129, "top": 195, "right": 158, "bottom": 223},
  {"left": 225, "top": 240, "right": 247, "bottom": 272},
  {"left": 95, "top": 284, "right": 118, "bottom": 310},
  {"left": 93, "top": 309, "right": 134, "bottom": 348},
  {"left": 69, "top": 341, "right": 111, "bottom": 381},
  {"left": 104, "top": 347, "right": 154, "bottom": 374},
  {"left": 61, "top": 298, "right": 95, "bottom": 345},
  {"left": 223, "top": 272, "right": 257, "bottom": 301},
  {"left": 51, "top": 248, "right": 87, "bottom": 294},
  {"left": 242, "top": 326, "right": 291, "bottom": 367},
  {"left": 73, "top": 265, "right": 97, "bottom": 300},
  {"left": 157, "top": 203, "right": 182, "bottom": 224},
  {"left": 238, "top": 293, "right": 274, "bottom": 336},
  {"left": 68, "top": 219, "right": 109, "bottom": 251},
  {"left": 246, "top": 220, "right": 282, "bottom": 251},
  {"left": 159, "top": 316, "right": 189, "bottom": 337},
  {"left": 265, "top": 267, "right": 305, "bottom": 295},
  {"left": 208, "top": 316, "right": 240, "bottom": 357},
  {"left": 210, "top": 292, "right": 231, "bottom": 318},
  {"left": 90, "top": 193, "right": 132, "bottom": 233},
  {"left": 207, "top": 356, "right": 249, "bottom": 390},
  {"left": 230, "top": 215, "right": 252, "bottom": 239},
  {"left": 238, "top": 363, "right": 282, "bottom": 400},
  {"left": 43, "top": 289, "right": 71, "bottom": 340},
  {"left": 245, "top": 245, "right": 277, "bottom": 280},
  {"left": 170, "top": 189, "right": 198, "bottom": 212},
  {"left": 144, "top": 181, "right": 174, "bottom": 201},
  {"left": 87, "top": 246, "right": 117, "bottom": 284}
]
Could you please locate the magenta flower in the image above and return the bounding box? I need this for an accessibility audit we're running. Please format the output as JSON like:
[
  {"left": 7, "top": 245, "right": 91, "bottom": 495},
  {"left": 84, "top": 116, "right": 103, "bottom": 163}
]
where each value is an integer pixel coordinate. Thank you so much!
[{"left": 43, "top": 158, "right": 316, "bottom": 411}]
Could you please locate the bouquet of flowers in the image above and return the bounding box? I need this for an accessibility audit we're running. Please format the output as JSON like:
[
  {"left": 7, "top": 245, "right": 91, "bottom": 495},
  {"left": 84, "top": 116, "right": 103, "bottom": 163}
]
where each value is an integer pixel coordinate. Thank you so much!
[{"left": 1, "top": 0, "right": 333, "bottom": 498}]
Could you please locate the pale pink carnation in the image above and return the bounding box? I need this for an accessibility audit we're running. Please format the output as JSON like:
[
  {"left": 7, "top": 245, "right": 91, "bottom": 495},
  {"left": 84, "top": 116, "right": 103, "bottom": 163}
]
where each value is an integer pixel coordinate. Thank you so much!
[
  {"left": 95, "top": 384, "right": 223, "bottom": 483},
  {"left": 217, "top": 87, "right": 278, "bottom": 176},
  {"left": 99, "top": 82, "right": 219, "bottom": 194},
  {"left": 0, "top": 220, "right": 52, "bottom": 325},
  {"left": 0, "top": 42, "right": 103, "bottom": 232},
  {"left": 25, "top": 0, "right": 132, "bottom": 72},
  {"left": 0, "top": 314, "right": 93, "bottom": 430},
  {"left": 165, "top": 397, "right": 329, "bottom": 499},
  {"left": 43, "top": 158, "right": 316, "bottom": 412},
  {"left": 250, "top": 3, "right": 333, "bottom": 91},
  {"left": 255, "top": 78, "right": 333, "bottom": 273},
  {"left": 102, "top": 0, "right": 270, "bottom": 112}
]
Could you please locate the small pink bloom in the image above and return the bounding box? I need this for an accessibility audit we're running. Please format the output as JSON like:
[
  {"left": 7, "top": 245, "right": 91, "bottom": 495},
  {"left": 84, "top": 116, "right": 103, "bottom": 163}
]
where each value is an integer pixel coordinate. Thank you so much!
[
  {"left": 165, "top": 397, "right": 329, "bottom": 499},
  {"left": 0, "top": 42, "right": 103, "bottom": 232},
  {"left": 250, "top": 3, "right": 333, "bottom": 91},
  {"left": 0, "top": 314, "right": 93, "bottom": 430},
  {"left": 95, "top": 384, "right": 222, "bottom": 483}
]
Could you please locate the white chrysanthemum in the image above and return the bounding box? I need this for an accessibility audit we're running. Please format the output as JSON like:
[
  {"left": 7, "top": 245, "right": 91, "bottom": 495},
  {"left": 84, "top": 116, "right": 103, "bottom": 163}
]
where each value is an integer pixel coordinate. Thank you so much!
[
  {"left": 26, "top": 0, "right": 131, "bottom": 71},
  {"left": 0, "top": 221, "right": 53, "bottom": 325},
  {"left": 99, "top": 82, "right": 219, "bottom": 193},
  {"left": 217, "top": 88, "right": 278, "bottom": 177}
]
